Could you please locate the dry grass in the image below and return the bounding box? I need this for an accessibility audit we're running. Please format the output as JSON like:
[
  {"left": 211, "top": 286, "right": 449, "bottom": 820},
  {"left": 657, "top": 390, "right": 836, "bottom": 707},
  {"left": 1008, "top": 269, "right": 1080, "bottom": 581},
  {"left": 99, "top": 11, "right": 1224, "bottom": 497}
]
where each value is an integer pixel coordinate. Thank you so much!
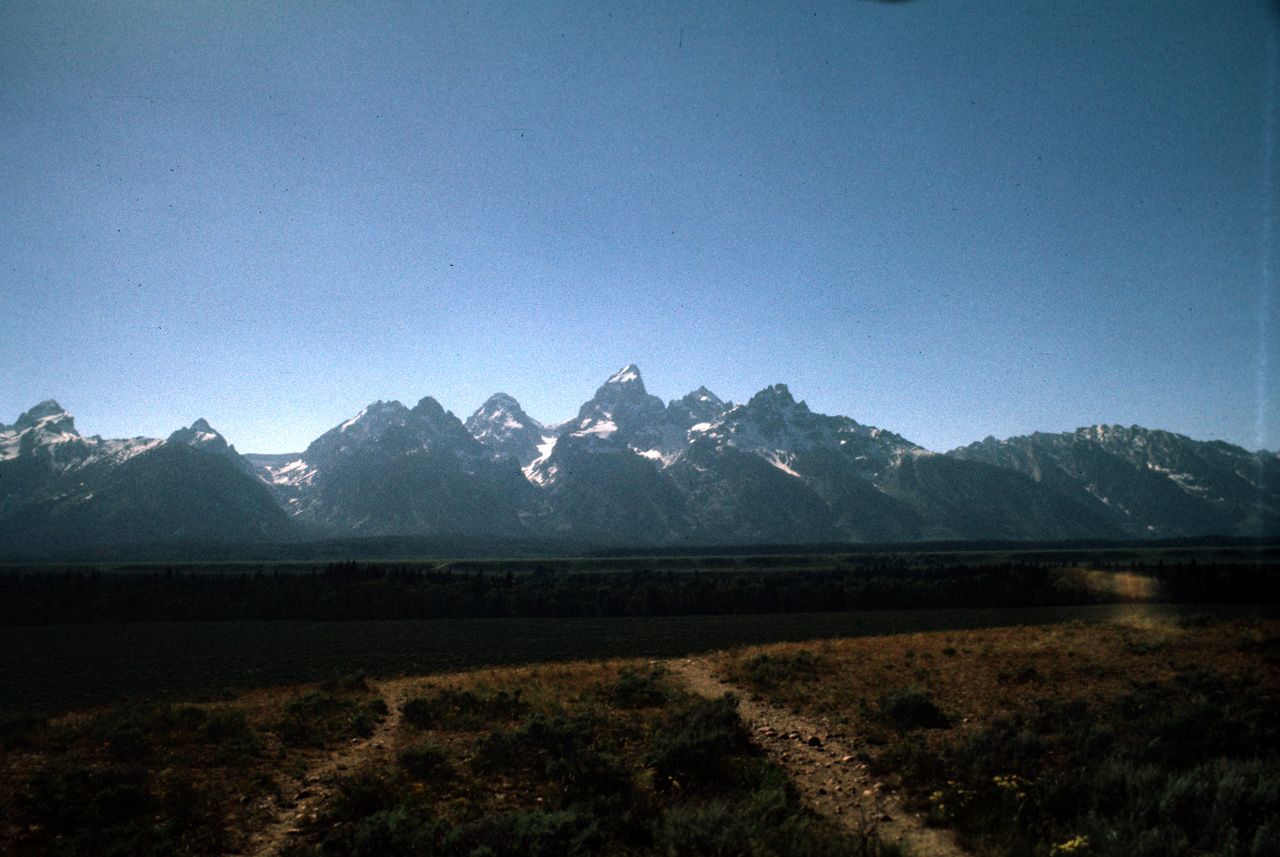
[
  {"left": 711, "top": 616, "right": 1280, "bottom": 857},
  {"left": 711, "top": 616, "right": 1280, "bottom": 739},
  {"left": 4, "top": 618, "right": 1277, "bottom": 857}
]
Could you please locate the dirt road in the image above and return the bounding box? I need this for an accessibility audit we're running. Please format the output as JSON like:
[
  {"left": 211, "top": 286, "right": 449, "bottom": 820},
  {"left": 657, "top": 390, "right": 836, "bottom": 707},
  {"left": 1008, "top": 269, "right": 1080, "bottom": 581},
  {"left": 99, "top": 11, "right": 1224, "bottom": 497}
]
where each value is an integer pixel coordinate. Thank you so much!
[
  {"left": 666, "top": 657, "right": 969, "bottom": 857},
  {"left": 246, "top": 666, "right": 967, "bottom": 856},
  {"left": 249, "top": 678, "right": 416, "bottom": 857}
]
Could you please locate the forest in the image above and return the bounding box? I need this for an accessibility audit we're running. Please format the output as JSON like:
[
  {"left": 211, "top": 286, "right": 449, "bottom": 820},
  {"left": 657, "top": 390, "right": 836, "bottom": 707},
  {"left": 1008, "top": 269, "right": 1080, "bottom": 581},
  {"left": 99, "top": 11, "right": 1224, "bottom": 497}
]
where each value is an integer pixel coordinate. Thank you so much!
[{"left": 3, "top": 551, "right": 1277, "bottom": 625}]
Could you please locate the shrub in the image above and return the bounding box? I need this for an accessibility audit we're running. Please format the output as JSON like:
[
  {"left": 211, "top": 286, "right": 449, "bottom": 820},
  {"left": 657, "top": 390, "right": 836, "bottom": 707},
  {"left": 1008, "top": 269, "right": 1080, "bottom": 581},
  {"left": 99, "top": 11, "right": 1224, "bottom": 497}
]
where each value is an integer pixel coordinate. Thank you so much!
[
  {"left": 473, "top": 713, "right": 588, "bottom": 776},
  {"left": 348, "top": 807, "right": 439, "bottom": 857},
  {"left": 322, "top": 671, "right": 371, "bottom": 693},
  {"left": 653, "top": 787, "right": 856, "bottom": 857},
  {"left": 398, "top": 740, "right": 451, "bottom": 781},
  {"left": 879, "top": 686, "right": 950, "bottom": 732},
  {"left": 329, "top": 767, "right": 402, "bottom": 822},
  {"left": 200, "top": 707, "right": 262, "bottom": 761},
  {"left": 461, "top": 808, "right": 594, "bottom": 857},
  {"left": 15, "top": 764, "right": 224, "bottom": 857},
  {"left": 401, "top": 688, "right": 528, "bottom": 731},
  {"left": 545, "top": 746, "right": 629, "bottom": 804},
  {"left": 649, "top": 693, "right": 754, "bottom": 790},
  {"left": 608, "top": 666, "right": 672, "bottom": 708},
  {"left": 473, "top": 728, "right": 519, "bottom": 772},
  {"left": 740, "top": 650, "right": 825, "bottom": 690},
  {"left": 314, "top": 806, "right": 440, "bottom": 857},
  {"left": 276, "top": 689, "right": 385, "bottom": 747}
]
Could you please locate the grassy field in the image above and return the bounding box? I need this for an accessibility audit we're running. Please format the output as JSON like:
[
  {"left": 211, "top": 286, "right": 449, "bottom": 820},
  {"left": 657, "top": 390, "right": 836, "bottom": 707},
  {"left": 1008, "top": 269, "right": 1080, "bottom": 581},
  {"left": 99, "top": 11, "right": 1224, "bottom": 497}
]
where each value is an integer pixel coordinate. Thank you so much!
[
  {"left": 1, "top": 662, "right": 866, "bottom": 857},
  {"left": 3, "top": 615, "right": 1278, "bottom": 856},
  {"left": 711, "top": 615, "right": 1280, "bottom": 857}
]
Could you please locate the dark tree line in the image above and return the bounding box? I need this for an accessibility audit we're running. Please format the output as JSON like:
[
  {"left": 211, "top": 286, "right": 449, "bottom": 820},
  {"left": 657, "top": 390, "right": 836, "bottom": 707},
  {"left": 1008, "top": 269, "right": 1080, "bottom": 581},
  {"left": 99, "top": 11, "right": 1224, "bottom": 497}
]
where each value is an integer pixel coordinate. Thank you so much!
[{"left": 2, "top": 558, "right": 1276, "bottom": 625}]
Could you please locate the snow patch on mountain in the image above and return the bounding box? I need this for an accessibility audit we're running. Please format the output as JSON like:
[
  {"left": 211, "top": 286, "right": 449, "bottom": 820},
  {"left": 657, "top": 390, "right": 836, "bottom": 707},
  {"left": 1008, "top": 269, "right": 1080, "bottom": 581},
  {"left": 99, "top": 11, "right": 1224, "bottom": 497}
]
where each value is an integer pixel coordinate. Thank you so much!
[
  {"left": 257, "top": 457, "right": 318, "bottom": 488},
  {"left": 1, "top": 401, "right": 164, "bottom": 469},
  {"left": 765, "top": 452, "right": 802, "bottom": 478},
  {"left": 523, "top": 436, "right": 560, "bottom": 485},
  {"left": 575, "top": 417, "right": 618, "bottom": 439},
  {"left": 466, "top": 392, "right": 556, "bottom": 468},
  {"left": 339, "top": 407, "right": 370, "bottom": 433},
  {"left": 607, "top": 365, "right": 641, "bottom": 385}
]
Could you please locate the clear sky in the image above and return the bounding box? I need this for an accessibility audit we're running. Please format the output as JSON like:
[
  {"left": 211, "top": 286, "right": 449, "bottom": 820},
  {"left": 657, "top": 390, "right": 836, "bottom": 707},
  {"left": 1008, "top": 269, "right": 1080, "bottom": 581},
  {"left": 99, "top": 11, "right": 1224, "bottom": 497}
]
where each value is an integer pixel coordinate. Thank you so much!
[{"left": 3, "top": 0, "right": 1278, "bottom": 455}]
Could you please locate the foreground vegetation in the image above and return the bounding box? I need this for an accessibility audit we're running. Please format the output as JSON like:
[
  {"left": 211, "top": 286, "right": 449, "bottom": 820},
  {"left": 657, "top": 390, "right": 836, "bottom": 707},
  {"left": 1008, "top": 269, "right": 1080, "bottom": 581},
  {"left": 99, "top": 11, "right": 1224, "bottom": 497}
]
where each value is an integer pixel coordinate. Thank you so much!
[
  {"left": 1, "top": 540, "right": 1277, "bottom": 857},
  {"left": 0, "top": 673, "right": 388, "bottom": 856},
  {"left": 287, "top": 666, "right": 866, "bottom": 857},
  {"left": 1, "top": 664, "right": 877, "bottom": 857},
  {"left": 717, "top": 616, "right": 1280, "bottom": 857},
  {"left": 3, "top": 618, "right": 1278, "bottom": 855}
]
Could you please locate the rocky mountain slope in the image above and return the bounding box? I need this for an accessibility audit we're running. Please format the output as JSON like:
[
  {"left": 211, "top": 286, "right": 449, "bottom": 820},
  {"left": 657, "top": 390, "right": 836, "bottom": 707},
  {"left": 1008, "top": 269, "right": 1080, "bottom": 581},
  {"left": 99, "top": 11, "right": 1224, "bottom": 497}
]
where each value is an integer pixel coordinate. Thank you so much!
[
  {"left": 949, "top": 426, "right": 1280, "bottom": 538},
  {"left": 0, "top": 401, "right": 294, "bottom": 556}
]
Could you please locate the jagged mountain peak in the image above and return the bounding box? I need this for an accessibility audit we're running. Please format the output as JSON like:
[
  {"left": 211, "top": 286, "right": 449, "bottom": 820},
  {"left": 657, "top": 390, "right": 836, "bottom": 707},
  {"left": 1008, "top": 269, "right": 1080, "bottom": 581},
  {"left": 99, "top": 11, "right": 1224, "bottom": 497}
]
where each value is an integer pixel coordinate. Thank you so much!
[
  {"left": 948, "top": 425, "right": 1280, "bottom": 537},
  {"left": 746, "top": 384, "right": 804, "bottom": 412},
  {"left": 166, "top": 418, "right": 260, "bottom": 477},
  {"left": 306, "top": 397, "right": 476, "bottom": 464},
  {"left": 466, "top": 392, "right": 551, "bottom": 468},
  {"left": 668, "top": 386, "right": 730, "bottom": 430},
  {"left": 166, "top": 417, "right": 245, "bottom": 459},
  {"left": 473, "top": 391, "right": 523, "bottom": 413},
  {"left": 12, "top": 400, "right": 78, "bottom": 435},
  {"left": 466, "top": 393, "right": 540, "bottom": 430},
  {"left": 20, "top": 399, "right": 68, "bottom": 418},
  {"left": 605, "top": 364, "right": 644, "bottom": 387},
  {"left": 672, "top": 386, "right": 724, "bottom": 408},
  {"left": 576, "top": 365, "right": 665, "bottom": 419},
  {"left": 411, "top": 396, "right": 452, "bottom": 424},
  {"left": 336, "top": 400, "right": 409, "bottom": 430},
  {"left": 168, "top": 418, "right": 225, "bottom": 446}
]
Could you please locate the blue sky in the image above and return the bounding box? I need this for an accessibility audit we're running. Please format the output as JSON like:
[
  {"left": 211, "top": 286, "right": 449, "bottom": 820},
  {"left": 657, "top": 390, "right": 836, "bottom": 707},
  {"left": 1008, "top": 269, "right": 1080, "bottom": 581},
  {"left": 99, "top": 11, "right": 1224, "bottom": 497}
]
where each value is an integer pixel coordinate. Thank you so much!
[{"left": 3, "top": 0, "right": 1278, "bottom": 454}]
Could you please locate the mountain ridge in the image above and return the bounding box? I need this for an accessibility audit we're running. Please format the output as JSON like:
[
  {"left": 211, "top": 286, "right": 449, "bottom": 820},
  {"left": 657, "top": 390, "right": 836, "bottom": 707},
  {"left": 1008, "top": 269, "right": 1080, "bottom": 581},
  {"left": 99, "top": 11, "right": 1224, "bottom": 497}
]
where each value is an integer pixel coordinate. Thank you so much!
[{"left": 3, "top": 368, "right": 1274, "bottom": 557}]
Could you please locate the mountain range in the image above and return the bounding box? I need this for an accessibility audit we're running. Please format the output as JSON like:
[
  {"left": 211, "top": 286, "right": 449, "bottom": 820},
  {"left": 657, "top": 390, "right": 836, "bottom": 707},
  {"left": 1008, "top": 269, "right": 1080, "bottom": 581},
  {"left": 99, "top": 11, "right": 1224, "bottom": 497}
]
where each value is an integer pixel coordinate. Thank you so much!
[{"left": 3, "top": 365, "right": 1277, "bottom": 557}]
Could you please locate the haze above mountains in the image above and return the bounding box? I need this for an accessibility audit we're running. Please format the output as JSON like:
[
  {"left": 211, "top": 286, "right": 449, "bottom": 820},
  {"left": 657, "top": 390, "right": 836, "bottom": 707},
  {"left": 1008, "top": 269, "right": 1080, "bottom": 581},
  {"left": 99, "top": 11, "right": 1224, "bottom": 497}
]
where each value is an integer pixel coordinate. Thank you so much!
[{"left": 2, "top": 366, "right": 1277, "bottom": 558}]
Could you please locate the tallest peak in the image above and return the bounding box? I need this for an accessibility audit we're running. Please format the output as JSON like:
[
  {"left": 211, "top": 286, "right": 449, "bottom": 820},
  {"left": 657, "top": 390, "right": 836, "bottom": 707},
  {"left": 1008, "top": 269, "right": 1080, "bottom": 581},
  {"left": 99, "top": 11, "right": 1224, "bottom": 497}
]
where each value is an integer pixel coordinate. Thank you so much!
[
  {"left": 578, "top": 364, "right": 661, "bottom": 418},
  {"left": 605, "top": 364, "right": 643, "bottom": 386}
]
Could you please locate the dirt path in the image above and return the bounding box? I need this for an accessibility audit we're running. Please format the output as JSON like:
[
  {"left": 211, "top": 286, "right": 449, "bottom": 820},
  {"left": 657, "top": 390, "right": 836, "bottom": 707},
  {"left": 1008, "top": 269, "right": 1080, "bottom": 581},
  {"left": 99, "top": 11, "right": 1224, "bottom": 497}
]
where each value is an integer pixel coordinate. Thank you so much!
[
  {"left": 244, "top": 666, "right": 967, "bottom": 856},
  {"left": 248, "top": 678, "right": 416, "bottom": 857},
  {"left": 666, "top": 657, "right": 969, "bottom": 857}
]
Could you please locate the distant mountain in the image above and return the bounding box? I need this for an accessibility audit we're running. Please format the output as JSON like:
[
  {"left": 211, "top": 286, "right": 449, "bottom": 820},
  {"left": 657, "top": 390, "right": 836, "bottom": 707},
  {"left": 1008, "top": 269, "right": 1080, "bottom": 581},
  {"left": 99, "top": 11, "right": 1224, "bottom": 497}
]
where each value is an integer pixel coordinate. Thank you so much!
[
  {"left": 672, "top": 383, "right": 1119, "bottom": 543},
  {"left": 525, "top": 364, "right": 694, "bottom": 487},
  {"left": 167, "top": 417, "right": 260, "bottom": 478},
  {"left": 465, "top": 393, "right": 553, "bottom": 468},
  {"left": 4, "top": 370, "right": 1266, "bottom": 557},
  {"left": 497, "top": 369, "right": 1116, "bottom": 544},
  {"left": 949, "top": 425, "right": 1280, "bottom": 537},
  {"left": 666, "top": 386, "right": 732, "bottom": 431},
  {"left": 0, "top": 402, "right": 294, "bottom": 557},
  {"left": 247, "top": 397, "right": 538, "bottom": 539}
]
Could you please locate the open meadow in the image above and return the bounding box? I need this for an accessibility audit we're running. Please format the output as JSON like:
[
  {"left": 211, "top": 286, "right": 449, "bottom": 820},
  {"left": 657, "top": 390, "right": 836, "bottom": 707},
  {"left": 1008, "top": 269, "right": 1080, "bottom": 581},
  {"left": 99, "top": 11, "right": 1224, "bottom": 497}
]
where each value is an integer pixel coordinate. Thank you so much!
[{"left": 1, "top": 613, "right": 1278, "bottom": 856}]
